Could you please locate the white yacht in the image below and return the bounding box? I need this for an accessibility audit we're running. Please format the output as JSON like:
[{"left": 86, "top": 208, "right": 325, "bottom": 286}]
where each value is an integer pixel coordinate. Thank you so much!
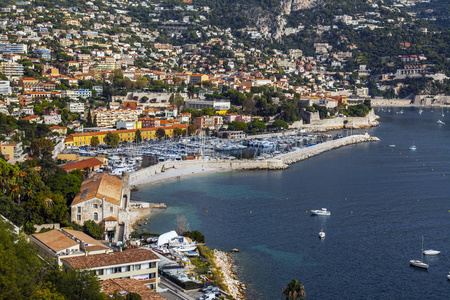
[
  {"left": 311, "top": 208, "right": 331, "bottom": 216},
  {"left": 423, "top": 249, "right": 440, "bottom": 255},
  {"left": 437, "top": 120, "right": 445, "bottom": 125}
]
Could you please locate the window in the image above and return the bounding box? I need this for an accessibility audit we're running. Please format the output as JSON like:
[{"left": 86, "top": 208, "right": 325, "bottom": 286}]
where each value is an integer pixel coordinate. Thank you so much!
[
  {"left": 77, "top": 207, "right": 81, "bottom": 213},
  {"left": 122, "top": 266, "right": 130, "bottom": 272},
  {"left": 133, "top": 264, "right": 141, "bottom": 271},
  {"left": 149, "top": 273, "right": 156, "bottom": 279},
  {"left": 93, "top": 204, "right": 98, "bottom": 209},
  {"left": 110, "top": 207, "right": 113, "bottom": 212},
  {"left": 77, "top": 215, "right": 81, "bottom": 221},
  {"left": 114, "top": 267, "right": 122, "bottom": 273},
  {"left": 95, "top": 269, "right": 104, "bottom": 275},
  {"left": 94, "top": 212, "right": 98, "bottom": 221}
]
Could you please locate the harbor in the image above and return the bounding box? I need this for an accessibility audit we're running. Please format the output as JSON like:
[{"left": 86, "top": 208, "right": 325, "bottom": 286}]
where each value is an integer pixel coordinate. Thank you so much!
[{"left": 132, "top": 107, "right": 450, "bottom": 299}]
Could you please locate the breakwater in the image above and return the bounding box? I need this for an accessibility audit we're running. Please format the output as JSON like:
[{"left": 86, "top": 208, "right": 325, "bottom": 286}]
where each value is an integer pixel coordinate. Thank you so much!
[
  {"left": 129, "top": 134, "right": 379, "bottom": 186},
  {"left": 279, "top": 134, "right": 380, "bottom": 165}
]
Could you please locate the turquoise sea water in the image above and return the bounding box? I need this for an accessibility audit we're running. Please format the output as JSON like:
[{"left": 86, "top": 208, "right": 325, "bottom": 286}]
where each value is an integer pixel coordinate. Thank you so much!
[{"left": 133, "top": 107, "right": 450, "bottom": 299}]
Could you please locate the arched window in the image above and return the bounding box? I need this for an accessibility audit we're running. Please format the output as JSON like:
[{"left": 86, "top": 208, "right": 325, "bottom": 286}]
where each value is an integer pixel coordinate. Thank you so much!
[{"left": 94, "top": 212, "right": 98, "bottom": 221}]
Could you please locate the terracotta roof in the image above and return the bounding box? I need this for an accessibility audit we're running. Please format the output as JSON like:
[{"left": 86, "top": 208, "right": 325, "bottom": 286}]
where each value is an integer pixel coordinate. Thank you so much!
[
  {"left": 31, "top": 229, "right": 79, "bottom": 253},
  {"left": 62, "top": 249, "right": 159, "bottom": 269},
  {"left": 103, "top": 216, "right": 118, "bottom": 222},
  {"left": 71, "top": 173, "right": 123, "bottom": 206},
  {"left": 60, "top": 157, "right": 104, "bottom": 172},
  {"left": 100, "top": 279, "right": 166, "bottom": 300},
  {"left": 62, "top": 229, "right": 108, "bottom": 249}
]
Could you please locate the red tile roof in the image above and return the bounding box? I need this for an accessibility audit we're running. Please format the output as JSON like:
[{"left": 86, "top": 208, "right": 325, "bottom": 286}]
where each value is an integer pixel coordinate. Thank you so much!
[
  {"left": 31, "top": 229, "right": 79, "bottom": 253},
  {"left": 71, "top": 173, "right": 122, "bottom": 206},
  {"left": 100, "top": 278, "right": 166, "bottom": 300},
  {"left": 62, "top": 249, "right": 159, "bottom": 269},
  {"left": 60, "top": 157, "right": 104, "bottom": 172}
]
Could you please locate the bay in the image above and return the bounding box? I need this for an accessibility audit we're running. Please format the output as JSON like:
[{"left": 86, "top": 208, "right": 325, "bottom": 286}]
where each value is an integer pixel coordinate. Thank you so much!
[{"left": 133, "top": 107, "right": 450, "bottom": 299}]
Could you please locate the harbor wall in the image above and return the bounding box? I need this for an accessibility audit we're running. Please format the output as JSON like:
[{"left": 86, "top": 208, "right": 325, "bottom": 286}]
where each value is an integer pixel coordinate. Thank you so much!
[
  {"left": 129, "top": 134, "right": 379, "bottom": 186},
  {"left": 278, "top": 134, "right": 380, "bottom": 165}
]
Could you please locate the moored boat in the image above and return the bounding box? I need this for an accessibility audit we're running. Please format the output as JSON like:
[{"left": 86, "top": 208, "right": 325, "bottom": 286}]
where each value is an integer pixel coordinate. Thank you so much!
[{"left": 311, "top": 208, "right": 331, "bottom": 216}]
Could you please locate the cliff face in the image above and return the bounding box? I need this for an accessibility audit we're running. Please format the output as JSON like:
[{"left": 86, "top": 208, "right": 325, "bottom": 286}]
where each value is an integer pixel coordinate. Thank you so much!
[{"left": 280, "top": 0, "right": 321, "bottom": 15}]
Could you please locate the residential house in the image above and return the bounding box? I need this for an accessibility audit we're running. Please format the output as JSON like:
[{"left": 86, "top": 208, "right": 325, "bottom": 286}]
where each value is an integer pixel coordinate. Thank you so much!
[
  {"left": 60, "top": 157, "right": 105, "bottom": 173},
  {"left": 61, "top": 249, "right": 160, "bottom": 289},
  {"left": 30, "top": 228, "right": 111, "bottom": 265},
  {"left": 193, "top": 115, "right": 223, "bottom": 130},
  {"left": 0, "top": 141, "right": 23, "bottom": 161}
]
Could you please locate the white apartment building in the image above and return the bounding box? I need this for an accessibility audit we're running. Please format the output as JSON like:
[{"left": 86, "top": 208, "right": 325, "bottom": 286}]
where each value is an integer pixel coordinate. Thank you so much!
[
  {"left": 67, "top": 102, "right": 85, "bottom": 113},
  {"left": 0, "top": 80, "right": 11, "bottom": 95},
  {"left": 44, "top": 113, "right": 62, "bottom": 125}
]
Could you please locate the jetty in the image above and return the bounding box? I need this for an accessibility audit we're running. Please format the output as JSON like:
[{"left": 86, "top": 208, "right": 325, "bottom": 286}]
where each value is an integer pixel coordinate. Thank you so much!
[{"left": 129, "top": 134, "right": 379, "bottom": 187}]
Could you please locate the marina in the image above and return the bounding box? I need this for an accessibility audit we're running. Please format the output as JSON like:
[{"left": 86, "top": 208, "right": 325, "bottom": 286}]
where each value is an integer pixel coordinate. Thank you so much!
[{"left": 62, "top": 133, "right": 326, "bottom": 176}]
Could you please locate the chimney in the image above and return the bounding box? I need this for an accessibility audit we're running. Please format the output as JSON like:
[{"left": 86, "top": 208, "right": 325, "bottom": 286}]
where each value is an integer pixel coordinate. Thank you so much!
[{"left": 102, "top": 196, "right": 105, "bottom": 221}]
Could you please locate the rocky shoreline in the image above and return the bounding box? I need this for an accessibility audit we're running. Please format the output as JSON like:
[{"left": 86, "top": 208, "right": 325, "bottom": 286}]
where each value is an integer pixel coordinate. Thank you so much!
[{"left": 213, "top": 249, "right": 246, "bottom": 299}]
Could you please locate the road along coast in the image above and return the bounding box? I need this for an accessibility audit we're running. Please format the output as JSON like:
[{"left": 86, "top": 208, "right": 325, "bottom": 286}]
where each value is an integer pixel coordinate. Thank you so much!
[{"left": 129, "top": 134, "right": 380, "bottom": 187}]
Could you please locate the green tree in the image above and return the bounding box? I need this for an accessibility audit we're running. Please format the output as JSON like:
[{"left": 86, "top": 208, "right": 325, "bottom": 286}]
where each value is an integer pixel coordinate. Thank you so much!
[
  {"left": 86, "top": 110, "right": 94, "bottom": 127},
  {"left": 173, "top": 127, "right": 183, "bottom": 137},
  {"left": 126, "top": 293, "right": 142, "bottom": 300},
  {"left": 156, "top": 128, "right": 166, "bottom": 140},
  {"left": 0, "top": 195, "right": 26, "bottom": 226},
  {"left": 90, "top": 136, "right": 100, "bottom": 147},
  {"left": 282, "top": 279, "right": 306, "bottom": 300},
  {"left": 30, "top": 138, "right": 54, "bottom": 159},
  {"left": 134, "top": 129, "right": 142, "bottom": 143},
  {"left": 104, "top": 132, "right": 120, "bottom": 147},
  {"left": 173, "top": 93, "right": 185, "bottom": 112},
  {"left": 188, "top": 124, "right": 196, "bottom": 135},
  {"left": 45, "top": 269, "right": 106, "bottom": 300},
  {"left": 134, "top": 76, "right": 148, "bottom": 90},
  {"left": 46, "top": 169, "right": 82, "bottom": 204},
  {"left": 83, "top": 220, "right": 104, "bottom": 239},
  {"left": 272, "top": 120, "right": 289, "bottom": 129},
  {"left": 184, "top": 230, "right": 205, "bottom": 243}
]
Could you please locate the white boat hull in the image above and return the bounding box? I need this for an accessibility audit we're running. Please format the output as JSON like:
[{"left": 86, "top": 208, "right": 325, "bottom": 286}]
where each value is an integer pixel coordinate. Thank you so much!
[
  {"left": 423, "top": 250, "right": 440, "bottom": 255},
  {"left": 319, "top": 232, "right": 325, "bottom": 239},
  {"left": 311, "top": 208, "right": 331, "bottom": 216},
  {"left": 410, "top": 260, "right": 429, "bottom": 269}
]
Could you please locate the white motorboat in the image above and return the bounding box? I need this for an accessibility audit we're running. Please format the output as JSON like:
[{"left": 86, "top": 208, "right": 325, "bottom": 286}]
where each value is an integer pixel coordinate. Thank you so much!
[
  {"left": 437, "top": 120, "right": 445, "bottom": 125},
  {"left": 311, "top": 208, "right": 331, "bottom": 216},
  {"left": 388, "top": 145, "right": 396, "bottom": 147},
  {"left": 419, "top": 109, "right": 423, "bottom": 115},
  {"left": 447, "top": 272, "right": 450, "bottom": 280},
  {"left": 423, "top": 249, "right": 440, "bottom": 255},
  {"left": 409, "top": 145, "right": 417, "bottom": 151},
  {"left": 410, "top": 236, "right": 429, "bottom": 269},
  {"left": 422, "top": 238, "right": 440, "bottom": 255},
  {"left": 319, "top": 225, "right": 325, "bottom": 239}
]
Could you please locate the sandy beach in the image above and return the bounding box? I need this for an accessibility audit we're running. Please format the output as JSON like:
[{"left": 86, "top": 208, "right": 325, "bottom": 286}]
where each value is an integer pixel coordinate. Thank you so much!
[{"left": 133, "top": 166, "right": 228, "bottom": 187}]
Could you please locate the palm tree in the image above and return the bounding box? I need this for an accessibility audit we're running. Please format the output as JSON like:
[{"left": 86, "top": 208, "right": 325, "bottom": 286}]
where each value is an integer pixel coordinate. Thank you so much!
[{"left": 282, "top": 279, "right": 306, "bottom": 300}]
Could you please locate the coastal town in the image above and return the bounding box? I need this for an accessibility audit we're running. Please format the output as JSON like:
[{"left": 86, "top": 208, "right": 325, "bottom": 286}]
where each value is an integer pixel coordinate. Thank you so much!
[{"left": 0, "top": 0, "right": 448, "bottom": 298}]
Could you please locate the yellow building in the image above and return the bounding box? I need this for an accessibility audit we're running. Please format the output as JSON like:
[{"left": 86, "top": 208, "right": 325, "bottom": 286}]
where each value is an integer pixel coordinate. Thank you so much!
[
  {"left": 65, "top": 125, "right": 188, "bottom": 147},
  {"left": 0, "top": 142, "right": 23, "bottom": 161}
]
